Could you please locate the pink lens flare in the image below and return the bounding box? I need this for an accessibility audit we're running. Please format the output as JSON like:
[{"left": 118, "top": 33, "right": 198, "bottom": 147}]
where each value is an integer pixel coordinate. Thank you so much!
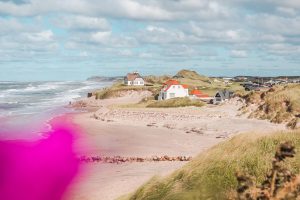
[{"left": 0, "top": 115, "right": 81, "bottom": 200}]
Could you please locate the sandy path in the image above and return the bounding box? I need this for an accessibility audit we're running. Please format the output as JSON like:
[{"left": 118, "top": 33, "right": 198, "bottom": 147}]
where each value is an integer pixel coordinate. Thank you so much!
[{"left": 64, "top": 94, "right": 285, "bottom": 200}]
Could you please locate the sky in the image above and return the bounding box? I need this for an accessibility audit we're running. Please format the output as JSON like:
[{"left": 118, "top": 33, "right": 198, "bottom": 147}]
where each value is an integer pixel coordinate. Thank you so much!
[{"left": 0, "top": 0, "right": 300, "bottom": 81}]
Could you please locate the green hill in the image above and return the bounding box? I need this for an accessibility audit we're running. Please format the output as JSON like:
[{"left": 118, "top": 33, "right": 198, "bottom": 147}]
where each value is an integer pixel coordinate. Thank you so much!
[{"left": 123, "top": 129, "right": 300, "bottom": 200}]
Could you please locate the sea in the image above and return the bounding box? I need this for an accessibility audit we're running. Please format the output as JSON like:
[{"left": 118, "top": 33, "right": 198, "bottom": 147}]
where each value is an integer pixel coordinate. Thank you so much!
[{"left": 0, "top": 80, "right": 112, "bottom": 140}]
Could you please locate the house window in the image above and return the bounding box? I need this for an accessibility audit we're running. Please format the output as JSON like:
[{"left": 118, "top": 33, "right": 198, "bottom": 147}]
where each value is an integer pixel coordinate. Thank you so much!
[{"left": 169, "top": 93, "right": 175, "bottom": 98}]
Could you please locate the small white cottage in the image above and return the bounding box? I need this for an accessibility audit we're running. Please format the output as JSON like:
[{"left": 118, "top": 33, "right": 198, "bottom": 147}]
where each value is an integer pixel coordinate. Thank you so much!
[
  {"left": 158, "top": 80, "right": 189, "bottom": 100},
  {"left": 124, "top": 72, "right": 145, "bottom": 86}
]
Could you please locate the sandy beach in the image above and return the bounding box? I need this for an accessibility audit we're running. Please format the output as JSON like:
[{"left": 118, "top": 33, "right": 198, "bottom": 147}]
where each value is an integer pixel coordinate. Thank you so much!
[{"left": 64, "top": 92, "right": 286, "bottom": 200}]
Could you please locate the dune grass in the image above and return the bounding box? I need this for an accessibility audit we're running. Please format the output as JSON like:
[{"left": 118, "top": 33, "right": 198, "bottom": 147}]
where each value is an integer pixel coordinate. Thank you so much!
[
  {"left": 146, "top": 97, "right": 205, "bottom": 108},
  {"left": 124, "top": 129, "right": 300, "bottom": 200},
  {"left": 242, "top": 84, "right": 300, "bottom": 128}
]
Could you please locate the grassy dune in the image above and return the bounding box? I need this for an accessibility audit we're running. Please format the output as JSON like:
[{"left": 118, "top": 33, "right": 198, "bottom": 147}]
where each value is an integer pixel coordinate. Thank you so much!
[
  {"left": 241, "top": 84, "right": 300, "bottom": 129},
  {"left": 146, "top": 97, "right": 205, "bottom": 108},
  {"left": 124, "top": 129, "right": 300, "bottom": 200}
]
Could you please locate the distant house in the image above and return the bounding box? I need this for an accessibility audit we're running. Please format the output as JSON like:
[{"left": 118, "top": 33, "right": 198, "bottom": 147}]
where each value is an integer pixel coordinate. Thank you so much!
[
  {"left": 158, "top": 80, "right": 189, "bottom": 100},
  {"left": 190, "top": 89, "right": 209, "bottom": 98},
  {"left": 213, "top": 90, "right": 234, "bottom": 104},
  {"left": 124, "top": 72, "right": 145, "bottom": 86},
  {"left": 190, "top": 89, "right": 212, "bottom": 102}
]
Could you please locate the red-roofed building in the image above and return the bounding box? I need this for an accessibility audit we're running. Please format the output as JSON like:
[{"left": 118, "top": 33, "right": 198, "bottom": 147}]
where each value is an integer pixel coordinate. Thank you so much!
[
  {"left": 158, "top": 80, "right": 189, "bottom": 100},
  {"left": 191, "top": 89, "right": 209, "bottom": 98}
]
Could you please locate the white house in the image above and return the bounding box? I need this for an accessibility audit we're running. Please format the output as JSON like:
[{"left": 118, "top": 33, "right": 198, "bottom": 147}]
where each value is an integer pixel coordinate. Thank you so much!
[
  {"left": 124, "top": 72, "right": 145, "bottom": 86},
  {"left": 158, "top": 80, "right": 189, "bottom": 100}
]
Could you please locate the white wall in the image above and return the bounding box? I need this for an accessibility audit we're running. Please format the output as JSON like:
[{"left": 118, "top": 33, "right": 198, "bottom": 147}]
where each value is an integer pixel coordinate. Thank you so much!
[
  {"left": 124, "top": 80, "right": 132, "bottom": 85},
  {"left": 124, "top": 78, "right": 144, "bottom": 86},
  {"left": 133, "top": 78, "right": 145, "bottom": 86},
  {"left": 158, "top": 85, "right": 188, "bottom": 100}
]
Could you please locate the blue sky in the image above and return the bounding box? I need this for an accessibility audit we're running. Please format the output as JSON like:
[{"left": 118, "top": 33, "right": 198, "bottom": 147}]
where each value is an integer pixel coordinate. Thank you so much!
[{"left": 0, "top": 0, "right": 299, "bottom": 81}]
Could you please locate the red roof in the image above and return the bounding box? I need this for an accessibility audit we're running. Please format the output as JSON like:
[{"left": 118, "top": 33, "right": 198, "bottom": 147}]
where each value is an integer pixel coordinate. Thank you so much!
[
  {"left": 191, "top": 89, "right": 202, "bottom": 95},
  {"left": 191, "top": 89, "right": 209, "bottom": 98},
  {"left": 182, "top": 84, "right": 188, "bottom": 89},
  {"left": 163, "top": 80, "right": 189, "bottom": 92}
]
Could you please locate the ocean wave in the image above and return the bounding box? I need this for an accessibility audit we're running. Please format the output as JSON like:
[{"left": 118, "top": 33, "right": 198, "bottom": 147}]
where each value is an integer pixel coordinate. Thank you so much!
[
  {"left": 23, "top": 83, "right": 61, "bottom": 92},
  {"left": 0, "top": 80, "right": 111, "bottom": 118}
]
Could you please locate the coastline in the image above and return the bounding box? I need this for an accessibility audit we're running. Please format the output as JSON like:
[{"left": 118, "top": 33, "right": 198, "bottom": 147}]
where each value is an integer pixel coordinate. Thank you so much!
[{"left": 63, "top": 92, "right": 286, "bottom": 200}]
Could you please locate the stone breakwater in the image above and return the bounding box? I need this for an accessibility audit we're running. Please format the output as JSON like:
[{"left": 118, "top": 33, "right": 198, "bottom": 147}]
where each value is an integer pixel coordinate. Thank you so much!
[{"left": 79, "top": 155, "right": 192, "bottom": 164}]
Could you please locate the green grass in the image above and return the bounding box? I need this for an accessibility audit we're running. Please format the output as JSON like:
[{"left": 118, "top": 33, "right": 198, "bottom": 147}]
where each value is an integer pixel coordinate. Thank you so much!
[
  {"left": 124, "top": 129, "right": 300, "bottom": 200},
  {"left": 146, "top": 97, "right": 205, "bottom": 108}
]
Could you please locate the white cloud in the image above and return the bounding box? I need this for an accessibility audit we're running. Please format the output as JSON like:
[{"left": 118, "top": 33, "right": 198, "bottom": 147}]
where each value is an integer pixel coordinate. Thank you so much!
[
  {"left": 138, "top": 25, "right": 186, "bottom": 44},
  {"left": 247, "top": 14, "right": 300, "bottom": 36},
  {"left": 79, "top": 51, "right": 88, "bottom": 57},
  {"left": 262, "top": 43, "right": 300, "bottom": 55},
  {"left": 91, "top": 31, "right": 111, "bottom": 44},
  {"left": 25, "top": 30, "right": 54, "bottom": 42},
  {"left": 230, "top": 50, "right": 248, "bottom": 58},
  {"left": 0, "top": 0, "right": 230, "bottom": 21},
  {"left": 0, "top": 17, "right": 24, "bottom": 33},
  {"left": 54, "top": 15, "right": 110, "bottom": 31},
  {"left": 139, "top": 52, "right": 152, "bottom": 58},
  {"left": 118, "top": 49, "right": 133, "bottom": 57},
  {"left": 276, "top": 7, "right": 297, "bottom": 16},
  {"left": 1, "top": 0, "right": 300, "bottom": 73}
]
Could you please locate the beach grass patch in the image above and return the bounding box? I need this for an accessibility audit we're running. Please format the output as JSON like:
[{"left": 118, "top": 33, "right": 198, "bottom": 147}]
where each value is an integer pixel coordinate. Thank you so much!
[{"left": 125, "top": 129, "right": 300, "bottom": 200}]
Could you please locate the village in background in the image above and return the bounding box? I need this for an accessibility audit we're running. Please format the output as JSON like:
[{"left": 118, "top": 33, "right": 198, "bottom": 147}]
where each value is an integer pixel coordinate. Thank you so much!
[{"left": 86, "top": 69, "right": 300, "bottom": 106}]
